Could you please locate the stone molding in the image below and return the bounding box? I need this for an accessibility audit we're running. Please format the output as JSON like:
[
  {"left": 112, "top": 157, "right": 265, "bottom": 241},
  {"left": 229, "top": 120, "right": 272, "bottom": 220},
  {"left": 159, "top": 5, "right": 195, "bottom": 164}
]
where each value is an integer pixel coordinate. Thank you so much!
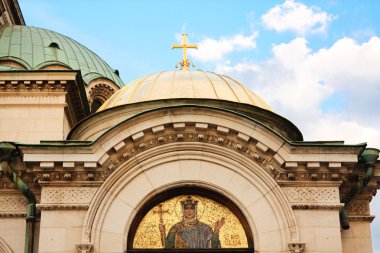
[
  {"left": 0, "top": 237, "right": 14, "bottom": 253},
  {"left": 37, "top": 204, "right": 90, "bottom": 210},
  {"left": 348, "top": 215, "right": 375, "bottom": 222},
  {"left": 82, "top": 146, "right": 300, "bottom": 252},
  {"left": 88, "top": 83, "right": 115, "bottom": 103},
  {"left": 98, "top": 130, "right": 278, "bottom": 182},
  {"left": 76, "top": 243, "right": 93, "bottom": 253},
  {"left": 41, "top": 187, "right": 98, "bottom": 204},
  {"left": 283, "top": 187, "right": 340, "bottom": 203},
  {"left": 0, "top": 80, "right": 67, "bottom": 92},
  {"left": 24, "top": 121, "right": 353, "bottom": 186},
  {"left": 0, "top": 212, "right": 26, "bottom": 218},
  {"left": 291, "top": 203, "right": 344, "bottom": 210}
]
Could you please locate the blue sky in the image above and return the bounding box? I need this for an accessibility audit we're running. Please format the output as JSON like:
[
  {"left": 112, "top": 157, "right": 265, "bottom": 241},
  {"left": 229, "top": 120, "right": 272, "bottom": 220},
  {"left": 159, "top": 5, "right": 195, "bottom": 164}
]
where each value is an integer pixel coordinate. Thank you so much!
[{"left": 19, "top": 0, "right": 380, "bottom": 251}]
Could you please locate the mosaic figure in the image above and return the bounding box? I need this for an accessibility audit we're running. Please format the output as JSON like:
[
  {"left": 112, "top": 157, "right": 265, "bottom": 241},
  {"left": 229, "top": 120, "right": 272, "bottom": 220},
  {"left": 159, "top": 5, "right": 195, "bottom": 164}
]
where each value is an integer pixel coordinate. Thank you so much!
[{"left": 159, "top": 196, "right": 225, "bottom": 249}]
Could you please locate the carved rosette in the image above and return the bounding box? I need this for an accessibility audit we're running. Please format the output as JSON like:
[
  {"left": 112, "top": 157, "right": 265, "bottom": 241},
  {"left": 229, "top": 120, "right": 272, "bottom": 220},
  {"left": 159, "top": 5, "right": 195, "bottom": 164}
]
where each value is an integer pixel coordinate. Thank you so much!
[
  {"left": 289, "top": 242, "right": 305, "bottom": 253},
  {"left": 76, "top": 243, "right": 93, "bottom": 253}
]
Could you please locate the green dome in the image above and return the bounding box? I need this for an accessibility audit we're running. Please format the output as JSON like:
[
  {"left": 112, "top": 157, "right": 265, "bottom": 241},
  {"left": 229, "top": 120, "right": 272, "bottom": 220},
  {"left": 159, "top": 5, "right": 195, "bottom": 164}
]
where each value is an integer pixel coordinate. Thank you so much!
[{"left": 0, "top": 25, "right": 123, "bottom": 87}]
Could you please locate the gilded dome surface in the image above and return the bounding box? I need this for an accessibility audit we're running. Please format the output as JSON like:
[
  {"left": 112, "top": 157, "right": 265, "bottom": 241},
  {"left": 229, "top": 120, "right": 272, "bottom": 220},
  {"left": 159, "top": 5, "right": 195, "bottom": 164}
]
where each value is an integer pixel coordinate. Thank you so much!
[
  {"left": 0, "top": 25, "right": 123, "bottom": 87},
  {"left": 98, "top": 70, "right": 271, "bottom": 111}
]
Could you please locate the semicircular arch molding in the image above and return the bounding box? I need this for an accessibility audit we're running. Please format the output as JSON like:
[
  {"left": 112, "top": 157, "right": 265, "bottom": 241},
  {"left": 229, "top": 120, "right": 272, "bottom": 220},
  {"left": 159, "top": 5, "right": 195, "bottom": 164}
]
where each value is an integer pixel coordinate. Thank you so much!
[
  {"left": 79, "top": 106, "right": 288, "bottom": 170},
  {"left": 0, "top": 237, "right": 14, "bottom": 253},
  {"left": 0, "top": 56, "right": 31, "bottom": 69},
  {"left": 39, "top": 63, "right": 72, "bottom": 70},
  {"left": 81, "top": 143, "right": 299, "bottom": 253}
]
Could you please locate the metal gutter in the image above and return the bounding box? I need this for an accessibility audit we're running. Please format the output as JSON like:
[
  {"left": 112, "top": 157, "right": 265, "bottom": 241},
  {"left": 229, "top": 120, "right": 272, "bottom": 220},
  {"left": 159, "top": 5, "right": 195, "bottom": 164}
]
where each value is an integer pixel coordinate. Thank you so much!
[
  {"left": 339, "top": 148, "right": 380, "bottom": 229},
  {"left": 0, "top": 142, "right": 36, "bottom": 253}
]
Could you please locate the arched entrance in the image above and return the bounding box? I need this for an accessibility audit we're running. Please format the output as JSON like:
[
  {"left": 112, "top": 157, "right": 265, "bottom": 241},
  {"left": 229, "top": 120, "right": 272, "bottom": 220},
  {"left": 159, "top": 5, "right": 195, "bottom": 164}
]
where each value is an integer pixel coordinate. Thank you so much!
[
  {"left": 81, "top": 143, "right": 299, "bottom": 252},
  {"left": 127, "top": 186, "right": 254, "bottom": 252}
]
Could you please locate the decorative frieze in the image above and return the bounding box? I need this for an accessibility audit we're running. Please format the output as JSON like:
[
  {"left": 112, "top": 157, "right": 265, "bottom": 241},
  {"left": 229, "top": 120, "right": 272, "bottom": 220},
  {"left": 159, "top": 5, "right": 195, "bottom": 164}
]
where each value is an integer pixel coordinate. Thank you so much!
[
  {"left": 0, "top": 212, "right": 27, "bottom": 218},
  {"left": 37, "top": 204, "right": 90, "bottom": 210},
  {"left": 283, "top": 187, "right": 339, "bottom": 203},
  {"left": 88, "top": 83, "right": 115, "bottom": 105},
  {"left": 19, "top": 121, "right": 351, "bottom": 185},
  {"left": 291, "top": 204, "right": 343, "bottom": 210},
  {"left": 348, "top": 215, "right": 375, "bottom": 222},
  {"left": 0, "top": 195, "right": 27, "bottom": 212},
  {"left": 41, "top": 187, "right": 98, "bottom": 204},
  {"left": 348, "top": 201, "right": 370, "bottom": 215},
  {"left": 0, "top": 79, "right": 67, "bottom": 92}
]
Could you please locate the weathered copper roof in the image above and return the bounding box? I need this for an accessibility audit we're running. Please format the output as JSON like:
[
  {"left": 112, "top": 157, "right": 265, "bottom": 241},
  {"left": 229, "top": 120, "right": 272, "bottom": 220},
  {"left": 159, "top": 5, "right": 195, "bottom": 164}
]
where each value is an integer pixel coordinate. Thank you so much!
[{"left": 0, "top": 25, "right": 123, "bottom": 87}]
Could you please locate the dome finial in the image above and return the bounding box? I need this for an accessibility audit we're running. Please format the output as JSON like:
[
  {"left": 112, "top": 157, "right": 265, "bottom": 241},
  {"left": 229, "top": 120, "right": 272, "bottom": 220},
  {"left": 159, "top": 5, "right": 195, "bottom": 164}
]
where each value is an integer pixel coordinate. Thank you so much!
[{"left": 172, "top": 34, "right": 198, "bottom": 70}]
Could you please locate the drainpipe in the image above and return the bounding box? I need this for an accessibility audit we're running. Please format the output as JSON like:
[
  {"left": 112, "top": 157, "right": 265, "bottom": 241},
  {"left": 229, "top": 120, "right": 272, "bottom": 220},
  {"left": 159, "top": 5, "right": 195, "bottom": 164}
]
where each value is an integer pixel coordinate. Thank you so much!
[
  {"left": 339, "top": 148, "right": 379, "bottom": 229},
  {"left": 0, "top": 143, "right": 36, "bottom": 253}
]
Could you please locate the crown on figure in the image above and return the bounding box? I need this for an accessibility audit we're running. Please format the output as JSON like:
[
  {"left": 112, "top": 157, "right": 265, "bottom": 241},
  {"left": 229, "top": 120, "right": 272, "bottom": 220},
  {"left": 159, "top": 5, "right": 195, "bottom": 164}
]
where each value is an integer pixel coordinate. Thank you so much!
[{"left": 181, "top": 196, "right": 198, "bottom": 208}]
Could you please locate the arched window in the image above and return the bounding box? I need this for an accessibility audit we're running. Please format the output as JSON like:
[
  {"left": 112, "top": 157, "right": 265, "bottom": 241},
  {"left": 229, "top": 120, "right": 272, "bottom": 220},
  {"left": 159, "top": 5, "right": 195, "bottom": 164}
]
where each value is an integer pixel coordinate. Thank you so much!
[
  {"left": 90, "top": 99, "right": 103, "bottom": 113},
  {"left": 48, "top": 42, "right": 60, "bottom": 49},
  {"left": 128, "top": 186, "right": 253, "bottom": 253}
]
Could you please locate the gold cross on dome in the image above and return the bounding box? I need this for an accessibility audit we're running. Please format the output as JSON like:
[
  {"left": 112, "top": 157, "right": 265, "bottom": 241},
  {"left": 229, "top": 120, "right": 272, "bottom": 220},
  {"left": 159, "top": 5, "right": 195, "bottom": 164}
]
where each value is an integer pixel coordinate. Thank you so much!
[{"left": 172, "top": 34, "right": 198, "bottom": 70}]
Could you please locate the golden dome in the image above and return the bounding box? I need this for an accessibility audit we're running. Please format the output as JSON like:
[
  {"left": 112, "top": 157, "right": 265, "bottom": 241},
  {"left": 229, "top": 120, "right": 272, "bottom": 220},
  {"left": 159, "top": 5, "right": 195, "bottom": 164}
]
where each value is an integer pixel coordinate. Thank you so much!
[{"left": 98, "top": 70, "right": 271, "bottom": 112}]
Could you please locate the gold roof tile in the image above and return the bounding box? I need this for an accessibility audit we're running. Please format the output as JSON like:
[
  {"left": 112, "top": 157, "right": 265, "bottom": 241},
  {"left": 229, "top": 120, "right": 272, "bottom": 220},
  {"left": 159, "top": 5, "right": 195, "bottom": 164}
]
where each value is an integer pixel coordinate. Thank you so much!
[{"left": 98, "top": 70, "right": 271, "bottom": 112}]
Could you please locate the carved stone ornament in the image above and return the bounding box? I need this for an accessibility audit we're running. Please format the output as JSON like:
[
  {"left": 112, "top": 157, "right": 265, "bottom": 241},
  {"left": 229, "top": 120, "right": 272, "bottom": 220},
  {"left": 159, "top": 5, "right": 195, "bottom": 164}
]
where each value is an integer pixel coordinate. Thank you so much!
[
  {"left": 348, "top": 200, "right": 370, "bottom": 215},
  {"left": 42, "top": 187, "right": 97, "bottom": 204},
  {"left": 0, "top": 195, "right": 27, "bottom": 212},
  {"left": 283, "top": 187, "right": 339, "bottom": 203},
  {"left": 288, "top": 242, "right": 305, "bottom": 253},
  {"left": 76, "top": 243, "right": 93, "bottom": 253}
]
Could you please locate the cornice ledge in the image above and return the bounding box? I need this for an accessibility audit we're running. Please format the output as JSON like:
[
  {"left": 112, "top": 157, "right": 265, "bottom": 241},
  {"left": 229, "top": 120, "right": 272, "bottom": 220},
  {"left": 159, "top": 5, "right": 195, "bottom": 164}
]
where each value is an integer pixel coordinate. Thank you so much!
[
  {"left": 37, "top": 204, "right": 90, "bottom": 210},
  {"left": 348, "top": 215, "right": 375, "bottom": 222},
  {"left": 291, "top": 203, "right": 344, "bottom": 210},
  {"left": 278, "top": 180, "right": 342, "bottom": 187},
  {"left": 0, "top": 212, "right": 26, "bottom": 218}
]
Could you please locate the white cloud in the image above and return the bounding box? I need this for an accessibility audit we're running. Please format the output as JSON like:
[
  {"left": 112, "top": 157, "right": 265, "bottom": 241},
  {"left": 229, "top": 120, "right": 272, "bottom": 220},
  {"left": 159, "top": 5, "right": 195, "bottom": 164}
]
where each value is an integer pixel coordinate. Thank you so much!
[
  {"left": 261, "top": 0, "right": 335, "bottom": 35},
  {"left": 216, "top": 36, "right": 380, "bottom": 148},
  {"left": 189, "top": 32, "right": 258, "bottom": 63}
]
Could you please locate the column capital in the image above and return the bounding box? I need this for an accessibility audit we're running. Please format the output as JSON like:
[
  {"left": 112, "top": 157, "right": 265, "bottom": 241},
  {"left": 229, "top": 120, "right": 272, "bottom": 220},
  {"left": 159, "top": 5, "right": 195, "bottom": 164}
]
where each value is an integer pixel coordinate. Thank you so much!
[{"left": 288, "top": 242, "right": 305, "bottom": 253}]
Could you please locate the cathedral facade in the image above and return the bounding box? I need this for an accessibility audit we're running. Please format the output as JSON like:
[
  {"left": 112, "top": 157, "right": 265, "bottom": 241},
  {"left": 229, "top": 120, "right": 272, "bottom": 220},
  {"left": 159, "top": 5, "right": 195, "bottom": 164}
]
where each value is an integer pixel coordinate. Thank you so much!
[{"left": 0, "top": 2, "right": 379, "bottom": 253}]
